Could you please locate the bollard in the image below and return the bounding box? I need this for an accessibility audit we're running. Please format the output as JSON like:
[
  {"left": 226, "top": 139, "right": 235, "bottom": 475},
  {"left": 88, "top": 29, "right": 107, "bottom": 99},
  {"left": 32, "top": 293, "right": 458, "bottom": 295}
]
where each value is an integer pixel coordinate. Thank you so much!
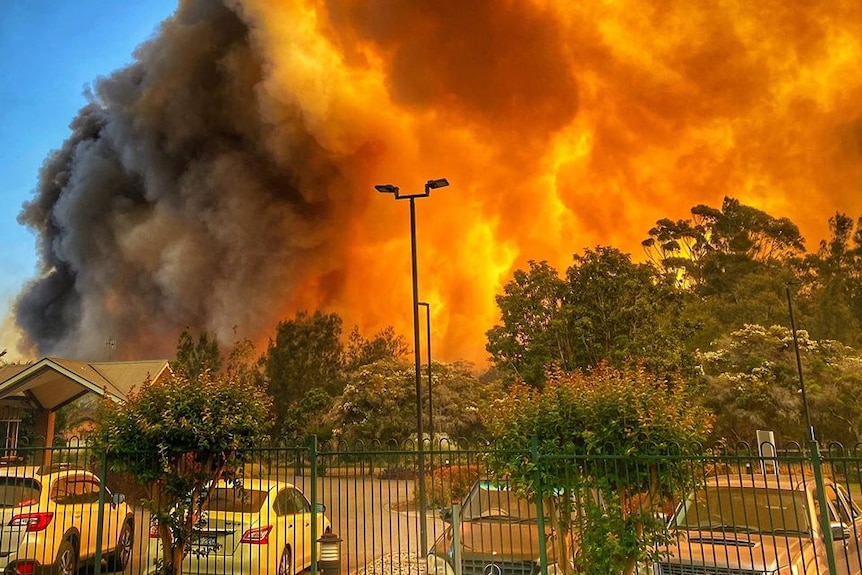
[{"left": 318, "top": 531, "right": 342, "bottom": 575}]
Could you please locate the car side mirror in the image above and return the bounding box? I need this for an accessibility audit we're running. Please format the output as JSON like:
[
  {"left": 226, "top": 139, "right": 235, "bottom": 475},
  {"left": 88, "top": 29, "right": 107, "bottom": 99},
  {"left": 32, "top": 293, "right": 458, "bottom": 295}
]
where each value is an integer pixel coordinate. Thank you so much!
[
  {"left": 314, "top": 503, "right": 326, "bottom": 513},
  {"left": 439, "top": 507, "right": 454, "bottom": 523},
  {"left": 654, "top": 511, "right": 671, "bottom": 525},
  {"left": 111, "top": 493, "right": 126, "bottom": 506},
  {"left": 831, "top": 522, "right": 850, "bottom": 541}
]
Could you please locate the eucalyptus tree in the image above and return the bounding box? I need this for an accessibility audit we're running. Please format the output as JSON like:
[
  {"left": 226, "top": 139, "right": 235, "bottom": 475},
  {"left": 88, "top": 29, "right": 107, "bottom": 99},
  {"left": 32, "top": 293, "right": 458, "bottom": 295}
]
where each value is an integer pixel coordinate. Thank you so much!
[
  {"left": 486, "top": 247, "right": 693, "bottom": 387},
  {"left": 799, "top": 213, "right": 862, "bottom": 346}
]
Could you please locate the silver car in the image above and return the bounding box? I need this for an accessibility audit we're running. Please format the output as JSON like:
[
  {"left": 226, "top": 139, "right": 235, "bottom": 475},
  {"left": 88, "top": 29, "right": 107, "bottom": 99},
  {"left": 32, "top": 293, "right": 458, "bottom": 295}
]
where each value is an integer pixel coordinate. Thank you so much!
[{"left": 655, "top": 474, "right": 862, "bottom": 575}]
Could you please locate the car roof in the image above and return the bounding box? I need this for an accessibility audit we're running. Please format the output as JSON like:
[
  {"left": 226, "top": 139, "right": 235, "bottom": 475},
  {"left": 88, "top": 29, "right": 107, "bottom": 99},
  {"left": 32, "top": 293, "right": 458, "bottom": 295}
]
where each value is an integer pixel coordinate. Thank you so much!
[
  {"left": 704, "top": 474, "right": 823, "bottom": 492},
  {"left": 0, "top": 465, "right": 42, "bottom": 479},
  {"left": 214, "top": 477, "right": 298, "bottom": 493},
  {"left": 0, "top": 463, "right": 95, "bottom": 480}
]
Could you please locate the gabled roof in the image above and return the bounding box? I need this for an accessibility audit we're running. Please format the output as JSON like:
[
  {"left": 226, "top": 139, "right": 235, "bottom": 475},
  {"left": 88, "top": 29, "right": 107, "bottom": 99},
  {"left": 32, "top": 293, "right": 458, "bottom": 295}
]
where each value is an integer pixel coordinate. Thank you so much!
[
  {"left": 0, "top": 357, "right": 171, "bottom": 411},
  {"left": 88, "top": 359, "right": 171, "bottom": 397}
]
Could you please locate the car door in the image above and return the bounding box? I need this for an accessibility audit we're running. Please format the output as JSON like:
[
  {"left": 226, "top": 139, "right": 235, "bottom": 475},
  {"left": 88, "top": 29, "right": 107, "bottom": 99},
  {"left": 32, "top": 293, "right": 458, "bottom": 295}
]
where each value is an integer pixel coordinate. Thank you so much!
[
  {"left": 50, "top": 474, "right": 96, "bottom": 559},
  {"left": 830, "top": 484, "right": 862, "bottom": 575},
  {"left": 289, "top": 488, "right": 314, "bottom": 569},
  {"left": 812, "top": 485, "right": 859, "bottom": 575},
  {"left": 273, "top": 487, "right": 302, "bottom": 567}
]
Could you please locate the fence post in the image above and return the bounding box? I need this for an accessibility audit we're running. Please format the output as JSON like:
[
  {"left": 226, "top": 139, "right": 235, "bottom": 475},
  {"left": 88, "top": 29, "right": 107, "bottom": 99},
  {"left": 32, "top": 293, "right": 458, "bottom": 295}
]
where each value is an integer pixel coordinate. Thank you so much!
[
  {"left": 532, "top": 436, "right": 549, "bottom": 575},
  {"left": 452, "top": 503, "right": 462, "bottom": 575},
  {"left": 309, "top": 435, "right": 319, "bottom": 575},
  {"left": 810, "top": 441, "right": 839, "bottom": 575},
  {"left": 94, "top": 445, "right": 108, "bottom": 575}
]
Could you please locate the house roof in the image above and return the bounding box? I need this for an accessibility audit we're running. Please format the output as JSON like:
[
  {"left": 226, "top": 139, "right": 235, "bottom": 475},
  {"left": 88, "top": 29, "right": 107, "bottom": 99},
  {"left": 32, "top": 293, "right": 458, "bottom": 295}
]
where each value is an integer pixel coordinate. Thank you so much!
[{"left": 0, "top": 357, "right": 171, "bottom": 411}]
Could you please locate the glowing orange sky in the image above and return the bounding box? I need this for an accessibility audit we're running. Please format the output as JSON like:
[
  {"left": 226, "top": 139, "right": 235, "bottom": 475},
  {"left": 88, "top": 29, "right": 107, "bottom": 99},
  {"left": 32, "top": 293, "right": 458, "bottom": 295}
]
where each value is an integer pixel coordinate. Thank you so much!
[
  {"left": 12, "top": 0, "right": 862, "bottom": 365},
  {"left": 261, "top": 0, "right": 862, "bottom": 363}
]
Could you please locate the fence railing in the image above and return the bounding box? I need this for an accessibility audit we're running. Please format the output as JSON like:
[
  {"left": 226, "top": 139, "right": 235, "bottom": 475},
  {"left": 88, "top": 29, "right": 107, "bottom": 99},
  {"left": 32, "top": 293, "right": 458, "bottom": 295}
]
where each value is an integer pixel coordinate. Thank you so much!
[{"left": 0, "top": 439, "right": 860, "bottom": 575}]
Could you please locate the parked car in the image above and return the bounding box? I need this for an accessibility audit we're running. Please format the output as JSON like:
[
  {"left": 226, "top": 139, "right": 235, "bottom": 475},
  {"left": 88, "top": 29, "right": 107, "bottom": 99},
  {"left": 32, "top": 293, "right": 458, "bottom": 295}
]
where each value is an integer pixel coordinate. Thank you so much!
[
  {"left": 427, "top": 479, "right": 576, "bottom": 575},
  {"left": 0, "top": 463, "right": 134, "bottom": 575},
  {"left": 654, "top": 474, "right": 862, "bottom": 575},
  {"left": 147, "top": 478, "right": 331, "bottom": 575}
]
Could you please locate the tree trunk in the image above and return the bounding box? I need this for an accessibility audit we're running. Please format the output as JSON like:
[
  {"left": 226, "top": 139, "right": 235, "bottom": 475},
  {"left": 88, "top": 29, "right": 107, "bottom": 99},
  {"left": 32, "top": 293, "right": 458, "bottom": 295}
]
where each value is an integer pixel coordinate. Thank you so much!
[{"left": 159, "top": 528, "right": 186, "bottom": 575}]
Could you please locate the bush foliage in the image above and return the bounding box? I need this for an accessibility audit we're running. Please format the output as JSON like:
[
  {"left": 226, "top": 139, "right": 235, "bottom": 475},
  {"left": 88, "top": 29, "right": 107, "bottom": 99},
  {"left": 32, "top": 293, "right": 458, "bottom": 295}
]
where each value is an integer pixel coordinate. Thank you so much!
[
  {"left": 485, "top": 362, "right": 712, "bottom": 575},
  {"left": 93, "top": 370, "right": 271, "bottom": 575}
]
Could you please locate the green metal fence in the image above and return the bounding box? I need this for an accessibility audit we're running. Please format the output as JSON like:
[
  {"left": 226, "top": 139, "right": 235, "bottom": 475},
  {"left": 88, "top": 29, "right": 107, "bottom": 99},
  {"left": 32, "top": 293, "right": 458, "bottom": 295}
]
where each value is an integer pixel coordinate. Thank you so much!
[{"left": 1, "top": 439, "right": 861, "bottom": 575}]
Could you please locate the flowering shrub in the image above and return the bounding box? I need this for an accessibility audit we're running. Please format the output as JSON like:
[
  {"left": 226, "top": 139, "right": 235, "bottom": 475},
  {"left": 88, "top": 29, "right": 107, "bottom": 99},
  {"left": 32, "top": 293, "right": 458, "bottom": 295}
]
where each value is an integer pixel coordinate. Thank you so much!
[
  {"left": 485, "top": 362, "right": 712, "bottom": 575},
  {"left": 425, "top": 464, "right": 483, "bottom": 508}
]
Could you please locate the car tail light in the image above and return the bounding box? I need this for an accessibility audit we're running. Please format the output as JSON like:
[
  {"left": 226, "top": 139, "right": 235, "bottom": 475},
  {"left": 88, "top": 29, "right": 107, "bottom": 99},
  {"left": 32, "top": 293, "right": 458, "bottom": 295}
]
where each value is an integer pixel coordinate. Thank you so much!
[
  {"left": 240, "top": 525, "right": 272, "bottom": 544},
  {"left": 9, "top": 512, "right": 54, "bottom": 532},
  {"left": 14, "top": 562, "right": 35, "bottom": 575}
]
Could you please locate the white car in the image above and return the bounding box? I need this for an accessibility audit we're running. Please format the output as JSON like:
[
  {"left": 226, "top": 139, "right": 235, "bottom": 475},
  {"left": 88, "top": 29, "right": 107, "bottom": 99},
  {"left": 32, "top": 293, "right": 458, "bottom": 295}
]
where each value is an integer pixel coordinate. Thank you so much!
[
  {"left": 147, "top": 478, "right": 331, "bottom": 575},
  {"left": 0, "top": 463, "right": 134, "bottom": 575}
]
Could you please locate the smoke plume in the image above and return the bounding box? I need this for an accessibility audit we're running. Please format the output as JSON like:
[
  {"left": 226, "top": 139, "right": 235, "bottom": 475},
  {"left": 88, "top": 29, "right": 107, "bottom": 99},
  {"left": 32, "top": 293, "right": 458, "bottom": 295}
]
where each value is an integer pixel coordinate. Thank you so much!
[{"left": 14, "top": 0, "right": 862, "bottom": 363}]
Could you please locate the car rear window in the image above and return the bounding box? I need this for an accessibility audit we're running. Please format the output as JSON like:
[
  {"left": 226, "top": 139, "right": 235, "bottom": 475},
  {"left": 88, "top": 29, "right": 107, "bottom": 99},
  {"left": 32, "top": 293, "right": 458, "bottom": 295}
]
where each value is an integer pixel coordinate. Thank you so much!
[
  {"left": 0, "top": 477, "right": 41, "bottom": 507},
  {"left": 202, "top": 488, "right": 267, "bottom": 514}
]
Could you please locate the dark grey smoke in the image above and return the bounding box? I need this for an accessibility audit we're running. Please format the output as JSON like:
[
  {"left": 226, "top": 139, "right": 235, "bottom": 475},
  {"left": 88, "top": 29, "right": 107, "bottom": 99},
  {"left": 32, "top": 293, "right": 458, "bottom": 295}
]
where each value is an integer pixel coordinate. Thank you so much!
[{"left": 15, "top": 0, "right": 344, "bottom": 359}]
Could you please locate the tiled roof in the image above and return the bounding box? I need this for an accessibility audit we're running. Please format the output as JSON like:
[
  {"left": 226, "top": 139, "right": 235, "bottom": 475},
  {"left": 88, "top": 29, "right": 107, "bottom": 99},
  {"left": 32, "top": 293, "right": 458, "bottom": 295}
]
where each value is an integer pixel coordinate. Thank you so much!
[{"left": 0, "top": 357, "right": 171, "bottom": 411}]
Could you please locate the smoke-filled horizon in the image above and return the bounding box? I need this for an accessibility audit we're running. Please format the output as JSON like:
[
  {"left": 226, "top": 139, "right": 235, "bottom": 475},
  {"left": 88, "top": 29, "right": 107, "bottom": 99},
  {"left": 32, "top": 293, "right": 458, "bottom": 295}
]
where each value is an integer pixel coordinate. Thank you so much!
[{"left": 12, "top": 0, "right": 862, "bottom": 363}]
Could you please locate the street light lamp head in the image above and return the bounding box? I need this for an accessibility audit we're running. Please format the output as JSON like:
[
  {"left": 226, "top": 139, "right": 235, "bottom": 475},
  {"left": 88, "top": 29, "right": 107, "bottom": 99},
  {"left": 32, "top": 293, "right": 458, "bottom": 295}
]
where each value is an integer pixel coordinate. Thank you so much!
[
  {"left": 425, "top": 178, "right": 449, "bottom": 190},
  {"left": 375, "top": 184, "right": 399, "bottom": 195}
]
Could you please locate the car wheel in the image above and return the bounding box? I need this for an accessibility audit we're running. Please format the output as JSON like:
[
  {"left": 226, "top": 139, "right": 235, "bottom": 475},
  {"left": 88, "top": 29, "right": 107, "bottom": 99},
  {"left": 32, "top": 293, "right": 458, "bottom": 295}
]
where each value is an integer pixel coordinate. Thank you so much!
[
  {"left": 54, "top": 538, "right": 78, "bottom": 575},
  {"left": 108, "top": 519, "right": 134, "bottom": 572},
  {"left": 278, "top": 546, "right": 293, "bottom": 575}
]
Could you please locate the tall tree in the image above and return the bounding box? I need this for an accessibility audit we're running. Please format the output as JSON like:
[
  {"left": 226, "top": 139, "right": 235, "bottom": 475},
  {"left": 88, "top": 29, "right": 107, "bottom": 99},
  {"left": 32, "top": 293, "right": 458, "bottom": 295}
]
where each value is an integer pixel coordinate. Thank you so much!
[
  {"left": 172, "top": 328, "right": 222, "bottom": 378},
  {"left": 487, "top": 248, "right": 692, "bottom": 387},
  {"left": 799, "top": 213, "right": 862, "bottom": 346},
  {"left": 263, "top": 311, "right": 346, "bottom": 436},
  {"left": 690, "top": 197, "right": 805, "bottom": 266},
  {"left": 344, "top": 325, "right": 409, "bottom": 370},
  {"left": 329, "top": 359, "right": 418, "bottom": 443},
  {"left": 486, "top": 260, "right": 568, "bottom": 386},
  {"left": 641, "top": 217, "right": 709, "bottom": 280},
  {"left": 327, "top": 358, "right": 496, "bottom": 444},
  {"left": 645, "top": 198, "right": 806, "bottom": 349},
  {"left": 563, "top": 246, "right": 691, "bottom": 375}
]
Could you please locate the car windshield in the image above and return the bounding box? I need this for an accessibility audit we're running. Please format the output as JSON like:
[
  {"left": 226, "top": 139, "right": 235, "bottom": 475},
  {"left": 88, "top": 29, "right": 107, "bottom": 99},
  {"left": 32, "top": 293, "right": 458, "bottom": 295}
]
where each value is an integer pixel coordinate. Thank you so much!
[
  {"left": 461, "top": 481, "right": 542, "bottom": 522},
  {"left": 202, "top": 487, "right": 268, "bottom": 514},
  {"left": 0, "top": 477, "right": 41, "bottom": 507},
  {"left": 674, "top": 485, "right": 811, "bottom": 535}
]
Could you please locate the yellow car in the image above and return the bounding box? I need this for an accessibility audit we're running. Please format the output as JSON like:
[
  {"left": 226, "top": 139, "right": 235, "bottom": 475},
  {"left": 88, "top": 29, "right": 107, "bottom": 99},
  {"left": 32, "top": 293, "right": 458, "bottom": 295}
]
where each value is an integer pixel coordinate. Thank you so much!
[
  {"left": 0, "top": 464, "right": 135, "bottom": 575},
  {"left": 147, "top": 478, "right": 332, "bottom": 575}
]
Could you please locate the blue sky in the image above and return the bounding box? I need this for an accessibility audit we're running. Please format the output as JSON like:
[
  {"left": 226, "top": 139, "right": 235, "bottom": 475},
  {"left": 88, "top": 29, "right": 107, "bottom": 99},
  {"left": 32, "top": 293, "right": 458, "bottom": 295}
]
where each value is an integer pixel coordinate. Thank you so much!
[{"left": 0, "top": 0, "right": 177, "bottom": 307}]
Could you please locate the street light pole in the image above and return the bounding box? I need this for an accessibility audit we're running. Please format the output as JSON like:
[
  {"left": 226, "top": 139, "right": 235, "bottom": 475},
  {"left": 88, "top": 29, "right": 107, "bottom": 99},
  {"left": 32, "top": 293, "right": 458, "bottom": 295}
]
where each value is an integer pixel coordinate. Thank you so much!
[
  {"left": 418, "top": 301, "right": 433, "bottom": 442},
  {"left": 785, "top": 283, "right": 836, "bottom": 573},
  {"left": 785, "top": 282, "right": 815, "bottom": 443},
  {"left": 375, "top": 178, "right": 449, "bottom": 555}
]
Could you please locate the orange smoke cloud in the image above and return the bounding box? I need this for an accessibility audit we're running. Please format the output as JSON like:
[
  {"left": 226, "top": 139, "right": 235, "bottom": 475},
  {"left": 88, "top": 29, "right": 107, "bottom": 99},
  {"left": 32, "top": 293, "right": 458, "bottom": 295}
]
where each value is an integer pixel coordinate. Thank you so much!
[{"left": 14, "top": 0, "right": 862, "bottom": 365}]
